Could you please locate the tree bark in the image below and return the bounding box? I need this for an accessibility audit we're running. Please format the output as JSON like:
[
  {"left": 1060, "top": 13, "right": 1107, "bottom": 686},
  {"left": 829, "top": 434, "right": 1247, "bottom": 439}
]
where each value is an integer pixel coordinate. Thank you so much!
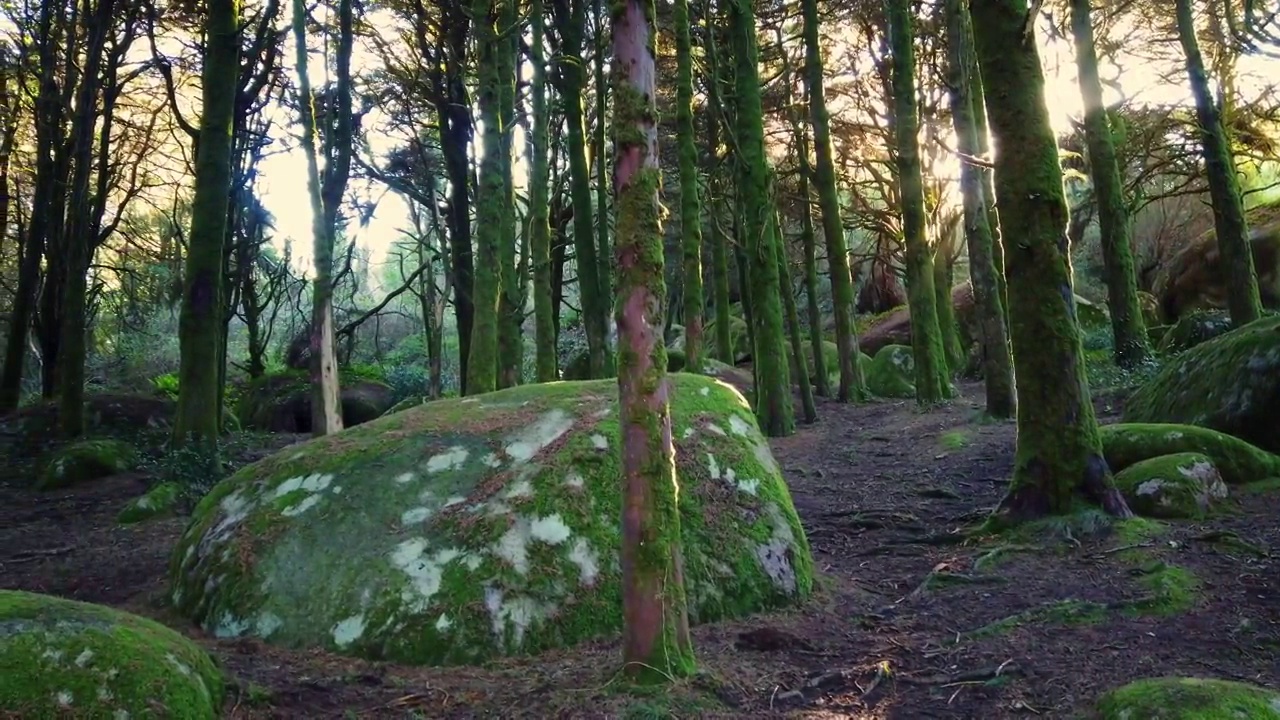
[
  {"left": 530, "top": 0, "right": 557, "bottom": 382},
  {"left": 887, "top": 0, "right": 952, "bottom": 405},
  {"left": 971, "top": 0, "right": 1132, "bottom": 523},
  {"left": 612, "top": 0, "right": 696, "bottom": 682},
  {"left": 704, "top": 16, "right": 734, "bottom": 366},
  {"left": 776, "top": 211, "right": 816, "bottom": 423},
  {"left": 1070, "top": 0, "right": 1151, "bottom": 367},
  {"left": 674, "top": 0, "right": 704, "bottom": 370},
  {"left": 1175, "top": 0, "right": 1262, "bottom": 324},
  {"left": 497, "top": 0, "right": 521, "bottom": 388}
]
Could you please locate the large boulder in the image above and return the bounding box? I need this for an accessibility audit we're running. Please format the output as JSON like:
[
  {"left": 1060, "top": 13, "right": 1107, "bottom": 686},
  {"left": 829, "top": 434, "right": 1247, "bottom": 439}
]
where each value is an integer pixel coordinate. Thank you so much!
[
  {"left": 1153, "top": 221, "right": 1280, "bottom": 321},
  {"left": 1095, "top": 677, "right": 1280, "bottom": 719},
  {"left": 865, "top": 345, "right": 916, "bottom": 398},
  {"left": 1100, "top": 423, "right": 1280, "bottom": 485},
  {"left": 1157, "top": 309, "right": 1235, "bottom": 354},
  {"left": 0, "top": 590, "right": 223, "bottom": 718},
  {"left": 1112, "top": 452, "right": 1229, "bottom": 519},
  {"left": 36, "top": 439, "right": 138, "bottom": 491},
  {"left": 169, "top": 374, "right": 813, "bottom": 666},
  {"left": 1124, "top": 316, "right": 1280, "bottom": 453},
  {"left": 236, "top": 370, "right": 395, "bottom": 433}
]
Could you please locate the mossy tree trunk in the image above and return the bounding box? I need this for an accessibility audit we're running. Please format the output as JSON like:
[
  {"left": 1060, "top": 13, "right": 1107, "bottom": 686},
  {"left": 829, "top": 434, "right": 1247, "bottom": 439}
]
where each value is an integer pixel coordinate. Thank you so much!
[
  {"left": 704, "top": 13, "right": 734, "bottom": 365},
  {"left": 801, "top": 0, "right": 865, "bottom": 402},
  {"left": 776, "top": 211, "right": 817, "bottom": 423},
  {"left": 530, "top": 0, "right": 557, "bottom": 383},
  {"left": 971, "top": 0, "right": 1132, "bottom": 523},
  {"left": 1174, "top": 0, "right": 1262, "bottom": 325},
  {"left": 728, "top": 0, "right": 793, "bottom": 437},
  {"left": 594, "top": 0, "right": 611, "bottom": 301},
  {"left": 944, "top": 0, "right": 1014, "bottom": 419},
  {"left": 932, "top": 231, "right": 965, "bottom": 374},
  {"left": 887, "top": 0, "right": 952, "bottom": 404},
  {"left": 1070, "top": 0, "right": 1151, "bottom": 367},
  {"left": 611, "top": 0, "right": 696, "bottom": 682},
  {"left": 551, "top": 0, "right": 611, "bottom": 378},
  {"left": 291, "top": 0, "right": 343, "bottom": 436},
  {"left": 467, "top": 0, "right": 504, "bottom": 395},
  {"left": 966, "top": 43, "right": 1007, "bottom": 313},
  {"left": 497, "top": 0, "right": 522, "bottom": 388},
  {"left": 796, "top": 127, "right": 829, "bottom": 397},
  {"left": 674, "top": 0, "right": 704, "bottom": 370},
  {"left": 174, "top": 0, "right": 239, "bottom": 447}
]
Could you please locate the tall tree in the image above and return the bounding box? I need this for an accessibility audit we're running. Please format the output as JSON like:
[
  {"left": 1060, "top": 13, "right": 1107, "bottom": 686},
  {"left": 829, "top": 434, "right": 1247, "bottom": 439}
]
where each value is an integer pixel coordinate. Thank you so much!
[
  {"left": 612, "top": 0, "right": 696, "bottom": 681},
  {"left": 704, "top": 11, "right": 734, "bottom": 365},
  {"left": 800, "top": 0, "right": 865, "bottom": 402},
  {"left": 173, "top": 0, "right": 241, "bottom": 446},
  {"left": 971, "top": 0, "right": 1131, "bottom": 523},
  {"left": 1175, "top": 0, "right": 1262, "bottom": 325},
  {"left": 944, "top": 0, "right": 1014, "bottom": 419},
  {"left": 674, "top": 0, "right": 704, "bottom": 369},
  {"left": 727, "top": 0, "right": 793, "bottom": 436},
  {"left": 497, "top": 0, "right": 521, "bottom": 388},
  {"left": 291, "top": 0, "right": 343, "bottom": 435},
  {"left": 530, "top": 0, "right": 557, "bottom": 382},
  {"left": 467, "top": 0, "right": 505, "bottom": 394},
  {"left": 1069, "top": 0, "right": 1150, "bottom": 367},
  {"left": 887, "top": 0, "right": 952, "bottom": 404}
]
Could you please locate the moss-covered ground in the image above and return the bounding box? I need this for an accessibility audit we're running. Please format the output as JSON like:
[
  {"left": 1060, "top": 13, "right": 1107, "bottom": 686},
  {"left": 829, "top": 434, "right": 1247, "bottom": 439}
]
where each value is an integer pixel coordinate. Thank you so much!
[{"left": 1, "top": 378, "right": 1277, "bottom": 718}]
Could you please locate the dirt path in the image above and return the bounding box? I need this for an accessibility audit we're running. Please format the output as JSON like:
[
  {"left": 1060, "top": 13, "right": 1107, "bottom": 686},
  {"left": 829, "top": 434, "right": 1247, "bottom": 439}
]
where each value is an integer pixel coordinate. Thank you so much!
[{"left": 2, "top": 382, "right": 1277, "bottom": 718}]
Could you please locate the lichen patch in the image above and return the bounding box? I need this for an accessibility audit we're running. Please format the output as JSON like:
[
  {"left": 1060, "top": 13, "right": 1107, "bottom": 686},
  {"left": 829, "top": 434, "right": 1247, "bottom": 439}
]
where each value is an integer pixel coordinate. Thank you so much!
[
  {"left": 568, "top": 538, "right": 600, "bottom": 586},
  {"left": 426, "top": 447, "right": 469, "bottom": 474},
  {"left": 331, "top": 614, "right": 367, "bottom": 648},
  {"left": 505, "top": 409, "right": 575, "bottom": 462}
]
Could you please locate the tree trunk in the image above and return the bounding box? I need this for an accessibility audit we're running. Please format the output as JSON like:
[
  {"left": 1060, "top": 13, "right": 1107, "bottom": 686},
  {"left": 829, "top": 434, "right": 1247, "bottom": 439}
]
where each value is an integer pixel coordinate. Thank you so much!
[
  {"left": 467, "top": 0, "right": 505, "bottom": 395},
  {"left": 887, "top": 0, "right": 952, "bottom": 404},
  {"left": 795, "top": 126, "right": 829, "bottom": 398},
  {"left": 971, "top": 0, "right": 1132, "bottom": 524},
  {"left": 777, "top": 211, "right": 816, "bottom": 423},
  {"left": 1174, "top": 0, "right": 1262, "bottom": 324},
  {"left": 497, "top": 0, "right": 521, "bottom": 388},
  {"left": 174, "top": 0, "right": 239, "bottom": 447},
  {"left": 704, "top": 17, "right": 734, "bottom": 366},
  {"left": 674, "top": 0, "right": 704, "bottom": 370},
  {"left": 728, "top": 0, "right": 793, "bottom": 436},
  {"left": 1070, "top": 0, "right": 1151, "bottom": 367},
  {"left": 944, "top": 0, "right": 1014, "bottom": 419},
  {"left": 292, "top": 0, "right": 343, "bottom": 435},
  {"left": 932, "top": 239, "right": 965, "bottom": 374},
  {"left": 530, "top": 0, "right": 557, "bottom": 382},
  {"left": 593, "top": 0, "right": 611, "bottom": 301},
  {"left": 801, "top": 0, "right": 865, "bottom": 402},
  {"left": 966, "top": 41, "right": 1007, "bottom": 313},
  {"left": 612, "top": 0, "right": 696, "bottom": 682}
]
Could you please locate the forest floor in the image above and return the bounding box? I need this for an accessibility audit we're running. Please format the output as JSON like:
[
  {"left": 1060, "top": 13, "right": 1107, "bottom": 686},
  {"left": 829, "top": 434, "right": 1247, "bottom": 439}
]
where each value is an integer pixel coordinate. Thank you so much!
[{"left": 2, "top": 380, "right": 1279, "bottom": 719}]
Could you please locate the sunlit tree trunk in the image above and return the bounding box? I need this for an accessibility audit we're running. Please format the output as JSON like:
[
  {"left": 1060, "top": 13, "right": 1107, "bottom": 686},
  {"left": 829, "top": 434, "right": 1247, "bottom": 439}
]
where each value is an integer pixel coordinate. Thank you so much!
[
  {"left": 704, "top": 15, "right": 733, "bottom": 365},
  {"left": 944, "top": 0, "right": 1013, "bottom": 418},
  {"left": 801, "top": 0, "right": 865, "bottom": 402},
  {"left": 593, "top": 0, "right": 611, "bottom": 300},
  {"left": 174, "top": 0, "right": 240, "bottom": 446},
  {"left": 530, "top": 0, "right": 557, "bottom": 382},
  {"left": 497, "top": 0, "right": 521, "bottom": 387},
  {"left": 971, "top": 0, "right": 1131, "bottom": 523},
  {"left": 467, "top": 0, "right": 504, "bottom": 394},
  {"left": 728, "top": 0, "right": 793, "bottom": 436},
  {"left": 966, "top": 41, "right": 1006, "bottom": 312},
  {"left": 1070, "top": 0, "right": 1150, "bottom": 366},
  {"left": 1174, "top": 0, "right": 1262, "bottom": 324},
  {"left": 673, "top": 0, "right": 704, "bottom": 369},
  {"left": 794, "top": 125, "right": 829, "bottom": 397},
  {"left": 612, "top": 0, "right": 695, "bottom": 682},
  {"left": 887, "top": 0, "right": 952, "bottom": 404}
]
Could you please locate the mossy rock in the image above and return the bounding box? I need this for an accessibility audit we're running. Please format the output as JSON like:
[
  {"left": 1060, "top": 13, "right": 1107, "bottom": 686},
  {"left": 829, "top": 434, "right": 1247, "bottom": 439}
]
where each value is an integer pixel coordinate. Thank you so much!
[
  {"left": 562, "top": 349, "right": 692, "bottom": 381},
  {"left": 1112, "top": 453, "right": 1228, "bottom": 520},
  {"left": 118, "top": 482, "right": 184, "bottom": 524},
  {"left": 37, "top": 439, "right": 138, "bottom": 491},
  {"left": 1099, "top": 423, "right": 1280, "bottom": 485},
  {"left": 235, "top": 370, "right": 395, "bottom": 433},
  {"left": 1095, "top": 676, "right": 1280, "bottom": 719},
  {"left": 169, "top": 374, "right": 813, "bottom": 667},
  {"left": 865, "top": 344, "right": 915, "bottom": 398},
  {"left": 1124, "top": 316, "right": 1280, "bottom": 453},
  {"left": 0, "top": 590, "right": 223, "bottom": 718},
  {"left": 0, "top": 395, "right": 172, "bottom": 469},
  {"left": 383, "top": 396, "right": 429, "bottom": 417},
  {"left": 703, "top": 315, "right": 750, "bottom": 363},
  {"left": 1157, "top": 309, "right": 1234, "bottom": 354},
  {"left": 1075, "top": 295, "right": 1111, "bottom": 329},
  {"left": 1137, "top": 290, "right": 1164, "bottom": 328}
]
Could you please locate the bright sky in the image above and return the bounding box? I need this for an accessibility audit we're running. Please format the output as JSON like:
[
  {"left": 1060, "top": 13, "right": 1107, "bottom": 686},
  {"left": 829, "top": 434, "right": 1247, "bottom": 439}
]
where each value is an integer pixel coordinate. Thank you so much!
[{"left": 255, "top": 13, "right": 1277, "bottom": 287}]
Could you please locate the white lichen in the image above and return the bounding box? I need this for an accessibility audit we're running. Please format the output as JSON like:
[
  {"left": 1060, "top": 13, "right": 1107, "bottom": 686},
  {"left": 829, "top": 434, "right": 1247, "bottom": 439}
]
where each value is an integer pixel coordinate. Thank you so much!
[
  {"left": 426, "top": 447, "right": 470, "bottom": 474},
  {"left": 281, "top": 494, "right": 323, "bottom": 517},
  {"left": 332, "top": 614, "right": 367, "bottom": 648},
  {"left": 391, "top": 539, "right": 462, "bottom": 609},
  {"left": 568, "top": 537, "right": 600, "bottom": 586},
  {"left": 505, "top": 409, "right": 575, "bottom": 462},
  {"left": 729, "top": 415, "right": 753, "bottom": 437},
  {"left": 394, "top": 472, "right": 416, "bottom": 484},
  {"left": 564, "top": 472, "right": 585, "bottom": 489},
  {"left": 530, "top": 514, "right": 572, "bottom": 545},
  {"left": 590, "top": 434, "right": 608, "bottom": 450},
  {"left": 401, "top": 507, "right": 432, "bottom": 525}
]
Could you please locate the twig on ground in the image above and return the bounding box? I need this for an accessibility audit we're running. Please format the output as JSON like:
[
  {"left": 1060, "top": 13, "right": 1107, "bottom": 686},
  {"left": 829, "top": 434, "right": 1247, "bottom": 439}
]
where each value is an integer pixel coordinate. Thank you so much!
[
  {"left": 901, "top": 660, "right": 1022, "bottom": 686},
  {"left": 4, "top": 546, "right": 75, "bottom": 563}
]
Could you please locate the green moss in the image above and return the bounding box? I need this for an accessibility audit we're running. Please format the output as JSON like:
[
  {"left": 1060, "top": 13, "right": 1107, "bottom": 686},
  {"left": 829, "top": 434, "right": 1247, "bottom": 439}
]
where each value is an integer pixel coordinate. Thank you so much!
[
  {"left": 1124, "top": 315, "right": 1280, "bottom": 453},
  {"left": 1112, "top": 453, "right": 1228, "bottom": 520},
  {"left": 938, "top": 429, "right": 972, "bottom": 450},
  {"left": 0, "top": 590, "right": 223, "bottom": 718},
  {"left": 1096, "top": 677, "right": 1280, "bottom": 719},
  {"left": 118, "top": 482, "right": 184, "bottom": 524},
  {"left": 37, "top": 439, "right": 138, "bottom": 490},
  {"left": 1157, "top": 309, "right": 1234, "bottom": 354},
  {"left": 1100, "top": 423, "right": 1280, "bottom": 485},
  {"left": 170, "top": 374, "right": 813, "bottom": 667},
  {"left": 1124, "top": 561, "right": 1201, "bottom": 616},
  {"left": 865, "top": 344, "right": 916, "bottom": 398},
  {"left": 968, "top": 599, "right": 1108, "bottom": 638}
]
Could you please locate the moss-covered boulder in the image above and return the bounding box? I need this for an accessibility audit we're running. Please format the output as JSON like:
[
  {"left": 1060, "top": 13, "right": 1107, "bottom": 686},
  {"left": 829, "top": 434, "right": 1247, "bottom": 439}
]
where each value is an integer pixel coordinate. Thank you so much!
[
  {"left": 0, "top": 395, "right": 172, "bottom": 472},
  {"left": 236, "top": 370, "right": 395, "bottom": 433},
  {"left": 169, "top": 374, "right": 813, "bottom": 666},
  {"left": 1095, "top": 677, "right": 1280, "bottom": 719},
  {"left": 1099, "top": 423, "right": 1280, "bottom": 485},
  {"left": 118, "top": 482, "right": 184, "bottom": 524},
  {"left": 384, "top": 396, "right": 429, "bottom": 417},
  {"left": 36, "top": 439, "right": 138, "bottom": 491},
  {"left": 0, "top": 590, "right": 223, "bottom": 718},
  {"left": 865, "top": 344, "right": 916, "bottom": 398},
  {"left": 1157, "top": 309, "right": 1234, "bottom": 354},
  {"left": 1075, "top": 295, "right": 1110, "bottom": 329},
  {"left": 562, "top": 349, "right": 689, "bottom": 381},
  {"left": 1124, "top": 316, "right": 1280, "bottom": 452},
  {"left": 1137, "top": 290, "right": 1164, "bottom": 329},
  {"left": 1112, "top": 453, "right": 1229, "bottom": 519}
]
